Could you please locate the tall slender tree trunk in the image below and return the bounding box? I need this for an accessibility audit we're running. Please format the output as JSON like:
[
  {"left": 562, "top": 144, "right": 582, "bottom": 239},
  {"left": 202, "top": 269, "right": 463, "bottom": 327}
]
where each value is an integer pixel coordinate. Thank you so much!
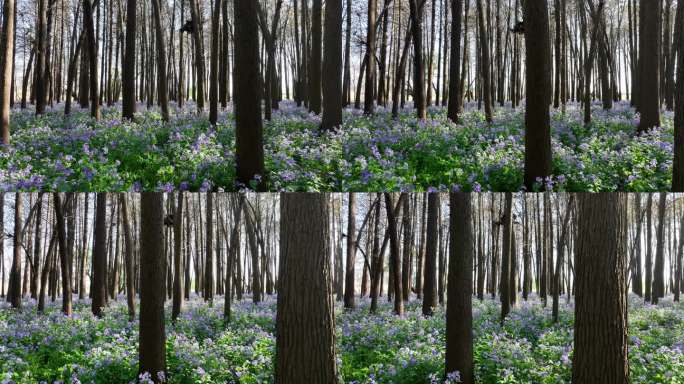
[
  {"left": 9, "top": 193, "right": 22, "bottom": 309},
  {"left": 423, "top": 193, "right": 439, "bottom": 316},
  {"left": 83, "top": 0, "right": 100, "bottom": 119},
  {"left": 409, "top": 0, "right": 427, "bottom": 120},
  {"left": 552, "top": 195, "right": 574, "bottom": 323},
  {"left": 139, "top": 193, "right": 167, "bottom": 382},
  {"left": 204, "top": 193, "right": 214, "bottom": 302},
  {"left": 150, "top": 0, "right": 169, "bottom": 121},
  {"left": 476, "top": 0, "right": 492, "bottom": 122},
  {"left": 675, "top": 209, "right": 684, "bottom": 302},
  {"left": 122, "top": 0, "right": 136, "bottom": 119},
  {"left": 653, "top": 192, "right": 666, "bottom": 303},
  {"left": 385, "top": 193, "right": 404, "bottom": 315},
  {"left": 91, "top": 193, "right": 108, "bottom": 317},
  {"left": 234, "top": 0, "right": 266, "bottom": 190},
  {"left": 120, "top": 194, "right": 135, "bottom": 321},
  {"left": 172, "top": 192, "right": 183, "bottom": 322},
  {"left": 523, "top": 0, "right": 552, "bottom": 190},
  {"left": 646, "top": 193, "right": 653, "bottom": 302},
  {"left": 364, "top": 0, "right": 377, "bottom": 115},
  {"left": 445, "top": 193, "right": 474, "bottom": 384},
  {"left": 638, "top": 0, "right": 662, "bottom": 133},
  {"left": 209, "top": 0, "right": 222, "bottom": 125},
  {"left": 54, "top": 193, "right": 73, "bottom": 316},
  {"left": 401, "top": 193, "right": 413, "bottom": 301},
  {"left": 632, "top": 195, "right": 643, "bottom": 296},
  {"left": 189, "top": 0, "right": 204, "bottom": 110},
  {"left": 447, "top": 0, "right": 463, "bottom": 123},
  {"left": 500, "top": 192, "right": 513, "bottom": 322},
  {"left": 342, "top": 0, "right": 352, "bottom": 106},
  {"left": 35, "top": 0, "right": 48, "bottom": 115},
  {"left": 0, "top": 0, "right": 15, "bottom": 144},
  {"left": 309, "top": 0, "right": 322, "bottom": 114},
  {"left": 321, "top": 0, "right": 342, "bottom": 131},
  {"left": 344, "top": 193, "right": 356, "bottom": 309}
]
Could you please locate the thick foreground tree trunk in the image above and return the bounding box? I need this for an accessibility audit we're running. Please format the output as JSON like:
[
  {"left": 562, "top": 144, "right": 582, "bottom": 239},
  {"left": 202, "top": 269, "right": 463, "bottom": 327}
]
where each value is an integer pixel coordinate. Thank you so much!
[
  {"left": 139, "top": 193, "right": 167, "bottom": 382},
  {"left": 234, "top": 0, "right": 266, "bottom": 190},
  {"left": 276, "top": 194, "right": 339, "bottom": 383},
  {"left": 445, "top": 193, "right": 474, "bottom": 384},
  {"left": 523, "top": 0, "right": 552, "bottom": 190},
  {"left": 638, "top": 0, "right": 661, "bottom": 133},
  {"left": 321, "top": 0, "right": 342, "bottom": 131},
  {"left": 573, "top": 194, "right": 629, "bottom": 384}
]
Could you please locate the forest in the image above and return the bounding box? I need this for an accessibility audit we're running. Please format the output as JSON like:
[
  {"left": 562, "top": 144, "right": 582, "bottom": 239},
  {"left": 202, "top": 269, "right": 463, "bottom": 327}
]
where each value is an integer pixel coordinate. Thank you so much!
[
  {"left": 1, "top": 192, "right": 684, "bottom": 383},
  {"left": 0, "top": 0, "right": 682, "bottom": 192}
]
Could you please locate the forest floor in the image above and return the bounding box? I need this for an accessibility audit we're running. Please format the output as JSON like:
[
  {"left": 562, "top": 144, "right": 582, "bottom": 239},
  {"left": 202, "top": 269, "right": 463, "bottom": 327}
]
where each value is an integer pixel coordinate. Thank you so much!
[
  {"left": 0, "top": 294, "right": 682, "bottom": 383},
  {"left": 0, "top": 101, "right": 673, "bottom": 192}
]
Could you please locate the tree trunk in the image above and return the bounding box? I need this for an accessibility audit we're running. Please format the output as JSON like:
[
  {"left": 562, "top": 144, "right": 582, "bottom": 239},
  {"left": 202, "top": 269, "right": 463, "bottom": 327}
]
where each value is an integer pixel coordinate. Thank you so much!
[
  {"left": 321, "top": 0, "right": 342, "bottom": 131},
  {"left": 364, "top": 0, "right": 377, "bottom": 115},
  {"left": 447, "top": 0, "right": 463, "bottom": 120},
  {"left": 344, "top": 193, "right": 357, "bottom": 309},
  {"left": 9, "top": 193, "right": 22, "bottom": 308},
  {"left": 54, "top": 193, "right": 73, "bottom": 316},
  {"left": 91, "top": 193, "right": 108, "bottom": 317},
  {"left": 276, "top": 193, "right": 339, "bottom": 383},
  {"left": 675, "top": 208, "right": 684, "bottom": 302},
  {"left": 646, "top": 193, "right": 653, "bottom": 302},
  {"left": 35, "top": 0, "right": 48, "bottom": 115},
  {"left": 188, "top": 0, "right": 205, "bottom": 112},
  {"left": 674, "top": 0, "right": 684, "bottom": 190},
  {"left": 402, "top": 193, "right": 413, "bottom": 301},
  {"left": 385, "top": 193, "right": 404, "bottom": 315},
  {"left": 342, "top": 0, "right": 352, "bottom": 106},
  {"left": 234, "top": 0, "right": 266, "bottom": 190},
  {"left": 139, "top": 193, "right": 167, "bottom": 381},
  {"left": 0, "top": 0, "right": 15, "bottom": 144},
  {"left": 120, "top": 194, "right": 135, "bottom": 321},
  {"left": 573, "top": 193, "right": 629, "bottom": 384},
  {"left": 552, "top": 195, "right": 574, "bottom": 323},
  {"left": 369, "top": 193, "right": 382, "bottom": 312},
  {"left": 121, "top": 0, "right": 136, "bottom": 119},
  {"left": 500, "top": 192, "right": 512, "bottom": 322},
  {"left": 476, "top": 0, "right": 492, "bottom": 122},
  {"left": 422, "top": 193, "right": 439, "bottom": 316},
  {"left": 638, "top": 0, "right": 662, "bottom": 133},
  {"left": 209, "top": 0, "right": 221, "bottom": 124},
  {"left": 170, "top": 192, "right": 183, "bottom": 321},
  {"left": 150, "top": 0, "right": 169, "bottom": 121},
  {"left": 83, "top": 0, "right": 100, "bottom": 119},
  {"left": 632, "top": 195, "right": 643, "bottom": 296},
  {"left": 225, "top": 194, "right": 244, "bottom": 322},
  {"left": 523, "top": 0, "right": 552, "bottom": 190},
  {"left": 204, "top": 193, "right": 214, "bottom": 302},
  {"left": 309, "top": 0, "right": 322, "bottom": 114},
  {"left": 244, "top": 200, "right": 262, "bottom": 303},
  {"left": 446, "top": 193, "right": 474, "bottom": 384},
  {"left": 409, "top": 0, "right": 427, "bottom": 120},
  {"left": 653, "top": 192, "right": 666, "bottom": 303}
]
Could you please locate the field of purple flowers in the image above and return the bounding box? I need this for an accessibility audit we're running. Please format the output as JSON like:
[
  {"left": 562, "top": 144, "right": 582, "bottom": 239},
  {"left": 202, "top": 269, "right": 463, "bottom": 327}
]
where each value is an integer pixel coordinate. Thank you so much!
[
  {"left": 1, "top": 294, "right": 682, "bottom": 383},
  {"left": 0, "top": 101, "right": 673, "bottom": 192}
]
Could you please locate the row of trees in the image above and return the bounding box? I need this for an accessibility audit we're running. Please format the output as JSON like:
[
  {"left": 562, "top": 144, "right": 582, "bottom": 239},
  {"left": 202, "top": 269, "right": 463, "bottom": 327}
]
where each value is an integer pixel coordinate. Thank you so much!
[
  {"left": 2, "top": 192, "right": 682, "bottom": 316},
  {"left": 2, "top": 192, "right": 682, "bottom": 381},
  {"left": 0, "top": 1, "right": 682, "bottom": 190}
]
